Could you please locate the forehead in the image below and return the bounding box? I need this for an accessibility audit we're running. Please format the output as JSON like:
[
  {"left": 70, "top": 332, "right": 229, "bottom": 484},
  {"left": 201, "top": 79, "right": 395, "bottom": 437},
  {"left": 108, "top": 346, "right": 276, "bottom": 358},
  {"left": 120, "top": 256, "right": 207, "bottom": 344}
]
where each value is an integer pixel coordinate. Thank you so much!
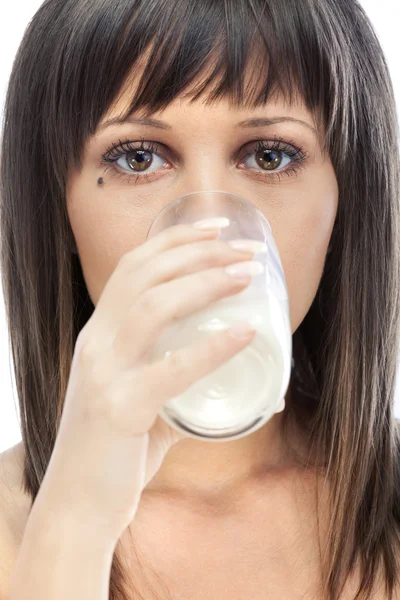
[
  {"left": 103, "top": 94, "right": 317, "bottom": 130},
  {"left": 100, "top": 48, "right": 320, "bottom": 134}
]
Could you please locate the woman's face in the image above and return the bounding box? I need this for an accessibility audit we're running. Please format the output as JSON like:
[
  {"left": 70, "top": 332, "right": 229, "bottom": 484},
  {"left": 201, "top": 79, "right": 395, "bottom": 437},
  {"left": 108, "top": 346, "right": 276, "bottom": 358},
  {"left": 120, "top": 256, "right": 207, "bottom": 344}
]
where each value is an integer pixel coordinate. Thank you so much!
[{"left": 66, "top": 90, "right": 338, "bottom": 334}]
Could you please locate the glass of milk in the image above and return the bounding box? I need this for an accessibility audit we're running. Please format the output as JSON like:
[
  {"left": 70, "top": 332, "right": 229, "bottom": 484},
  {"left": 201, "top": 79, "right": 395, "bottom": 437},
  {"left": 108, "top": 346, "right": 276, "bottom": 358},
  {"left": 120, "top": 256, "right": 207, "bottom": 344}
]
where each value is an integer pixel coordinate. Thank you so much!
[{"left": 147, "top": 190, "right": 292, "bottom": 441}]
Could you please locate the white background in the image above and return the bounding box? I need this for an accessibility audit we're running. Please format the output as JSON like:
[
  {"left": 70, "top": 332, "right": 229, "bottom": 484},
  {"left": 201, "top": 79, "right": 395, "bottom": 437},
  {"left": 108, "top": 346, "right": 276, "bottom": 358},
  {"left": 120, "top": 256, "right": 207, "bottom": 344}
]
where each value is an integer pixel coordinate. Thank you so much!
[{"left": 1, "top": 1, "right": 399, "bottom": 452}]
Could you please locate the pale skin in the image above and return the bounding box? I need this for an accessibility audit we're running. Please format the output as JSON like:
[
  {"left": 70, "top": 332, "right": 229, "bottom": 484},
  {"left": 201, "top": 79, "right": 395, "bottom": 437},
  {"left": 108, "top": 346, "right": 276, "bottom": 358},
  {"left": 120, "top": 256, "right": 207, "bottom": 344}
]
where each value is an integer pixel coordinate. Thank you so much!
[
  {"left": 1, "top": 86, "right": 390, "bottom": 597},
  {"left": 66, "top": 88, "right": 338, "bottom": 499},
  {"left": 0, "top": 32, "right": 396, "bottom": 591},
  {"left": 62, "top": 84, "right": 342, "bottom": 597}
]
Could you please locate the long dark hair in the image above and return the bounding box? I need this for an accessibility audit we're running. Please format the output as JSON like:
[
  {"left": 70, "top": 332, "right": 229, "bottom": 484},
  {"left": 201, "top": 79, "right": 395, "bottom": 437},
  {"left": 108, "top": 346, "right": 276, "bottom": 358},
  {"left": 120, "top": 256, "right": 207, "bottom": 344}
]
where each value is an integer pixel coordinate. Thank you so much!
[{"left": 1, "top": 0, "right": 400, "bottom": 598}]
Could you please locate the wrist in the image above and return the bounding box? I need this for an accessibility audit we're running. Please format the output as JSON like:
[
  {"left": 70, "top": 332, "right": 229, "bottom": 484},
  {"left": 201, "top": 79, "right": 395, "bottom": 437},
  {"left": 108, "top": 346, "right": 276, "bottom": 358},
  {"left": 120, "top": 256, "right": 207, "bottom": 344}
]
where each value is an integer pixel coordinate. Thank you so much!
[{"left": 26, "top": 494, "right": 119, "bottom": 555}]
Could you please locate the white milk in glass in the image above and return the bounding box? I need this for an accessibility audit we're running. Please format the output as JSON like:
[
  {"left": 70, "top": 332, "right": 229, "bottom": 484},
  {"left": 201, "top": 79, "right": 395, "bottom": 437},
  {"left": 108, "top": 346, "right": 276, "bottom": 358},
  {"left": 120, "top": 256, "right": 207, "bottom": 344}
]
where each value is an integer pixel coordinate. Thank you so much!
[{"left": 150, "top": 279, "right": 292, "bottom": 439}]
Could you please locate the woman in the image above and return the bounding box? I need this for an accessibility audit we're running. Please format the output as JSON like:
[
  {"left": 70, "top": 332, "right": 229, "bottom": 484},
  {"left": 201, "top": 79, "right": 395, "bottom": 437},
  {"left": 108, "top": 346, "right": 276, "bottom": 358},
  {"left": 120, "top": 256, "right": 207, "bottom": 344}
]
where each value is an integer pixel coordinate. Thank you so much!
[{"left": 0, "top": 0, "right": 399, "bottom": 598}]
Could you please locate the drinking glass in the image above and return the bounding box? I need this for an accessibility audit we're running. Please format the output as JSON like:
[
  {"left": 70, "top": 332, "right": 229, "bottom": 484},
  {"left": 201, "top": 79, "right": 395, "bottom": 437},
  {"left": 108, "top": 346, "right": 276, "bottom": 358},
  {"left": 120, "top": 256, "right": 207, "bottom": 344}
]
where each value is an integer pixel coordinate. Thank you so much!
[{"left": 147, "top": 190, "right": 292, "bottom": 441}]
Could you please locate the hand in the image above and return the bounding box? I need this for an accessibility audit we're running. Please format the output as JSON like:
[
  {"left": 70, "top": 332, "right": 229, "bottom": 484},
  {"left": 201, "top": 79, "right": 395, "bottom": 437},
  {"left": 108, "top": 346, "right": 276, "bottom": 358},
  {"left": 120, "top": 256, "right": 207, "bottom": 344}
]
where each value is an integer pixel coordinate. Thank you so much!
[{"left": 35, "top": 224, "right": 258, "bottom": 543}]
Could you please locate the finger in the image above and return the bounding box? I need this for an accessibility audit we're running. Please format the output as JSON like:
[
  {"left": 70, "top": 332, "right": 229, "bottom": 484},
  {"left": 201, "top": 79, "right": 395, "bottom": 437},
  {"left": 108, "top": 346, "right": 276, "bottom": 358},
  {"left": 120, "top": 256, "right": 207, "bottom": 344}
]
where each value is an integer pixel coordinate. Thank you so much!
[
  {"left": 121, "top": 223, "right": 222, "bottom": 270},
  {"left": 122, "top": 239, "right": 256, "bottom": 295},
  {"left": 88, "top": 238, "right": 256, "bottom": 351},
  {"left": 113, "top": 325, "right": 257, "bottom": 434},
  {"left": 112, "top": 261, "right": 261, "bottom": 366},
  {"left": 84, "top": 225, "right": 220, "bottom": 345}
]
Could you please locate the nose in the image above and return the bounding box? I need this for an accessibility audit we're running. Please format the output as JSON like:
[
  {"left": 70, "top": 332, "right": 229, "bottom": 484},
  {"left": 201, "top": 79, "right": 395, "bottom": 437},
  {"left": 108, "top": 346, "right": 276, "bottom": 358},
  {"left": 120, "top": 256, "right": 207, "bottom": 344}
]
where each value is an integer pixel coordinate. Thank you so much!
[{"left": 181, "top": 147, "right": 234, "bottom": 194}]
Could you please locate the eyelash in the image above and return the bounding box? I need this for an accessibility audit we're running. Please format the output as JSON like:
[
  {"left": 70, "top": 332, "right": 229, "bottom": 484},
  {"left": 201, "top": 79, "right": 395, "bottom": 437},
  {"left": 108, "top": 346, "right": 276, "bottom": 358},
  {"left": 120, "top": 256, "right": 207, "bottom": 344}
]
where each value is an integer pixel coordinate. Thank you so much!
[{"left": 99, "top": 136, "right": 309, "bottom": 185}]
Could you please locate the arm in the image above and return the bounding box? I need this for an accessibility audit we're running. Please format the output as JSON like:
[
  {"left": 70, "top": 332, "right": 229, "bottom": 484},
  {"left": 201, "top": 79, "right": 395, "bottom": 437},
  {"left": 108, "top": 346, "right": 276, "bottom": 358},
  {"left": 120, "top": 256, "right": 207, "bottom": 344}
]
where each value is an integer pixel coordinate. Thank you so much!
[{"left": 7, "top": 500, "right": 117, "bottom": 600}]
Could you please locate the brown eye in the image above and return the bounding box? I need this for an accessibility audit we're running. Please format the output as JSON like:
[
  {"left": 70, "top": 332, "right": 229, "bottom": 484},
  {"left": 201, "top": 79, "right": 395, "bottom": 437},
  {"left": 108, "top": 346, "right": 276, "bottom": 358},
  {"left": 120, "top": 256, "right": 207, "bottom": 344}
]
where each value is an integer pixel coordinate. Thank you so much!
[
  {"left": 127, "top": 150, "right": 153, "bottom": 172},
  {"left": 255, "top": 149, "right": 283, "bottom": 171}
]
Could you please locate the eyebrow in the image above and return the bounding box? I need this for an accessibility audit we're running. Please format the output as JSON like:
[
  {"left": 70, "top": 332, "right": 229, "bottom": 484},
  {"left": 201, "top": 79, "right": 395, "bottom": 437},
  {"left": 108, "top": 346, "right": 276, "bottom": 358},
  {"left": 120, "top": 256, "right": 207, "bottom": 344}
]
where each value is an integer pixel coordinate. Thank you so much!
[
  {"left": 98, "top": 115, "right": 317, "bottom": 135},
  {"left": 235, "top": 117, "right": 317, "bottom": 136},
  {"left": 98, "top": 117, "right": 172, "bottom": 131}
]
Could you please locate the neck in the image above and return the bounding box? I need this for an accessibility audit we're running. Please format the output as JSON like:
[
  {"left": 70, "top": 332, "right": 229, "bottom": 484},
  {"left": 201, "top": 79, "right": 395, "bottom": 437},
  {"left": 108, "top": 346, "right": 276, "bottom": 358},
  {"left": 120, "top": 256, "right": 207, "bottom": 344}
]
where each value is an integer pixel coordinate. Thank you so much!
[{"left": 144, "top": 386, "right": 307, "bottom": 502}]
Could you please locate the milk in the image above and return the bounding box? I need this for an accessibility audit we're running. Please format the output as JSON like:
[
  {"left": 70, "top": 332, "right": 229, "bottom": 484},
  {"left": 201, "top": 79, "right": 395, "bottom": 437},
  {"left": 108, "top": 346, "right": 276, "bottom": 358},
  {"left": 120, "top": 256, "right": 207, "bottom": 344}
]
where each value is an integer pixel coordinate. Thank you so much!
[{"left": 151, "top": 283, "right": 292, "bottom": 440}]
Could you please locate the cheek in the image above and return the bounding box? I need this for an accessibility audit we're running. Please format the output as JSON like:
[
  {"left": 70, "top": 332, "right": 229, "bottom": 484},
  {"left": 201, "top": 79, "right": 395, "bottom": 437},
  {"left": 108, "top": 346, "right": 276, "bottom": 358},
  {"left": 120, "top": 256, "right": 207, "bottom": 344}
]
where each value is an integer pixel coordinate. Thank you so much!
[
  {"left": 67, "top": 162, "right": 338, "bottom": 327},
  {"left": 275, "top": 179, "right": 338, "bottom": 333},
  {"left": 283, "top": 220, "right": 332, "bottom": 334},
  {"left": 66, "top": 174, "right": 152, "bottom": 305}
]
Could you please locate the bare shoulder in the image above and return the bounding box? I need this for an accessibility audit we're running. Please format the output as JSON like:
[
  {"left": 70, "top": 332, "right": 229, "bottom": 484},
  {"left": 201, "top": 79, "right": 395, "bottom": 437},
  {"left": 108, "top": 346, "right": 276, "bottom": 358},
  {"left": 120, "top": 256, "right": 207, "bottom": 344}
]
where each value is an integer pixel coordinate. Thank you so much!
[{"left": 0, "top": 442, "right": 31, "bottom": 598}]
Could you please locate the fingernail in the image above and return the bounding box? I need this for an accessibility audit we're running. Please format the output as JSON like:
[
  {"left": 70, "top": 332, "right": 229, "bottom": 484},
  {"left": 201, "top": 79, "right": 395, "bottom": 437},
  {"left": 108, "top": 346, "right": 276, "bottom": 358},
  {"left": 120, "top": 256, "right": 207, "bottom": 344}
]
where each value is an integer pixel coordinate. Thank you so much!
[
  {"left": 228, "top": 240, "right": 268, "bottom": 255},
  {"left": 225, "top": 261, "right": 264, "bottom": 278},
  {"left": 229, "top": 323, "right": 257, "bottom": 339},
  {"left": 192, "top": 217, "right": 230, "bottom": 230}
]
